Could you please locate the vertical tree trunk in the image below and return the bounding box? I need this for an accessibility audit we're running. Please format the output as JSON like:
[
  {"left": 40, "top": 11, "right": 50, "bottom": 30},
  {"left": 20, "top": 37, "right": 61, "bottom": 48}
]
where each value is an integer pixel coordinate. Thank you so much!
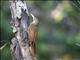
[{"left": 10, "top": 0, "right": 38, "bottom": 60}]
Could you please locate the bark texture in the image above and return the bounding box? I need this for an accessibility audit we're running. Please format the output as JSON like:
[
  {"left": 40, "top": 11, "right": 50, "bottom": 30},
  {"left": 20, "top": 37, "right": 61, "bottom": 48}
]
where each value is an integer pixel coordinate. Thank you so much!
[{"left": 10, "top": 0, "right": 38, "bottom": 60}]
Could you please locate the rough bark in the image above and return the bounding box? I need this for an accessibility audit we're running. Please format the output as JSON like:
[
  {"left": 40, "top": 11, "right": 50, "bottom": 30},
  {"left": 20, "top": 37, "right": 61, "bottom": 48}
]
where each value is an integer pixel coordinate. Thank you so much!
[{"left": 10, "top": 0, "right": 38, "bottom": 60}]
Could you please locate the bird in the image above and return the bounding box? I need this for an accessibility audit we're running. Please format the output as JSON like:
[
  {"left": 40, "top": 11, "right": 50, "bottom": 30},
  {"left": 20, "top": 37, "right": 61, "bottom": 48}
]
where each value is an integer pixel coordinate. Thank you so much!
[{"left": 28, "top": 13, "right": 39, "bottom": 58}]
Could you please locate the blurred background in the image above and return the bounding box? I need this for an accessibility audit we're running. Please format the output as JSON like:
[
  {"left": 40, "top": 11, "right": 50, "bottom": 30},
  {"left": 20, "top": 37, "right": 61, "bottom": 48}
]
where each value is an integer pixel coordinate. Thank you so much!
[{"left": 0, "top": 0, "right": 80, "bottom": 60}]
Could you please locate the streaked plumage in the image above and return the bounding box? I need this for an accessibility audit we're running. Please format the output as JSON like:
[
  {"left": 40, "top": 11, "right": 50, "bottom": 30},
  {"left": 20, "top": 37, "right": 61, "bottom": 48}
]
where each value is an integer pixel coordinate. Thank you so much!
[{"left": 28, "top": 13, "right": 39, "bottom": 57}]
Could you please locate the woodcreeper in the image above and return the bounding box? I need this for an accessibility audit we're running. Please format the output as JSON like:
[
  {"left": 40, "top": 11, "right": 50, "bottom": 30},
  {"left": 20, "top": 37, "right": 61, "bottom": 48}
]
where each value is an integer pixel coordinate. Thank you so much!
[{"left": 28, "top": 13, "right": 39, "bottom": 57}]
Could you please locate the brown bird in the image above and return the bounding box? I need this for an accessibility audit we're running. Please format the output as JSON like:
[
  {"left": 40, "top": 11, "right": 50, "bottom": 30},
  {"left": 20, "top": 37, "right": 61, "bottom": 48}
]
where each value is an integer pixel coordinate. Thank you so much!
[{"left": 28, "top": 13, "right": 39, "bottom": 58}]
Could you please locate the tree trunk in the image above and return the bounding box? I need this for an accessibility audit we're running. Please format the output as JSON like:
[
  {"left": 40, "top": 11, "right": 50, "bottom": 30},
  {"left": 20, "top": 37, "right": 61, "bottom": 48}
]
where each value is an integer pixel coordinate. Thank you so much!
[{"left": 10, "top": 0, "right": 38, "bottom": 60}]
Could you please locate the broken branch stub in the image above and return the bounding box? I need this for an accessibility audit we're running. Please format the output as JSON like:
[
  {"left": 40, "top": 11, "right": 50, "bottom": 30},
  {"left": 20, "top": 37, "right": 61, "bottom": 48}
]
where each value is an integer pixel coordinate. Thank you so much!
[{"left": 10, "top": 0, "right": 38, "bottom": 60}]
